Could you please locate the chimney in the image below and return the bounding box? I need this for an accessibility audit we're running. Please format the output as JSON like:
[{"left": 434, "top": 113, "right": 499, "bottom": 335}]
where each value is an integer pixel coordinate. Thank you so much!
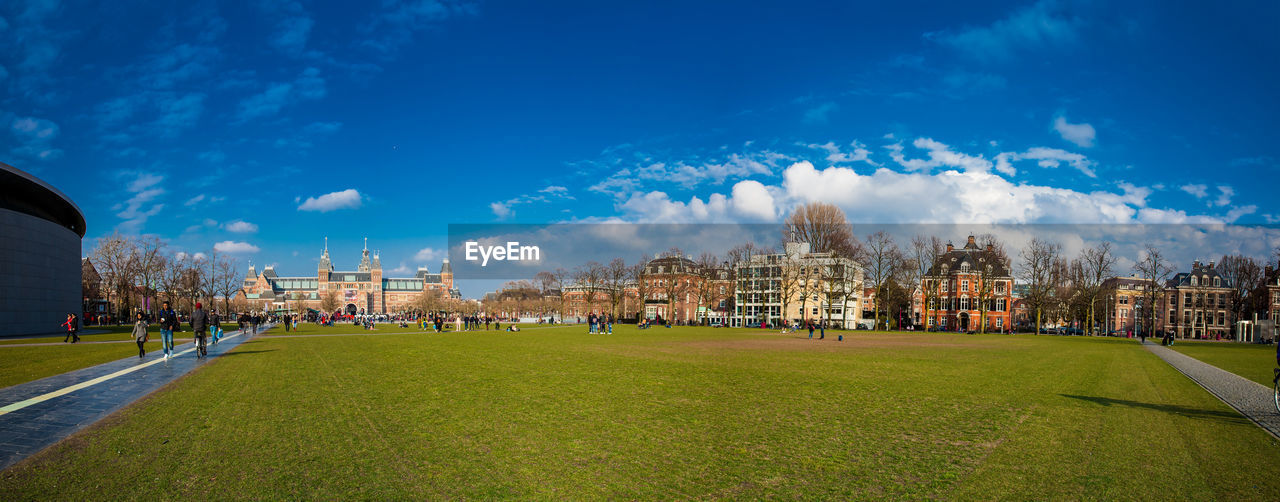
[
  {"left": 946, "top": 241, "right": 954, "bottom": 253},
  {"left": 1208, "top": 260, "right": 1215, "bottom": 269},
  {"left": 967, "top": 235, "right": 976, "bottom": 246},
  {"left": 986, "top": 243, "right": 993, "bottom": 252},
  {"left": 1193, "top": 260, "right": 1200, "bottom": 270}
]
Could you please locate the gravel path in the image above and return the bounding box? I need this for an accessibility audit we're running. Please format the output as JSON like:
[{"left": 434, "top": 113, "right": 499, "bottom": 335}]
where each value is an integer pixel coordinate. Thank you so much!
[{"left": 1143, "top": 340, "right": 1280, "bottom": 439}]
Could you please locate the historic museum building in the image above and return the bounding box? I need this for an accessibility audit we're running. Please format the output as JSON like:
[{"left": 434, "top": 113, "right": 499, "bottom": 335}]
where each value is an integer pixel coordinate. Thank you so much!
[{"left": 240, "top": 239, "right": 458, "bottom": 314}]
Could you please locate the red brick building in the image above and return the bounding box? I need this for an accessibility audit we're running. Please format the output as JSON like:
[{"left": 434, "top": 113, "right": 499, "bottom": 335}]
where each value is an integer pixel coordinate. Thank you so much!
[{"left": 919, "top": 236, "right": 1013, "bottom": 332}]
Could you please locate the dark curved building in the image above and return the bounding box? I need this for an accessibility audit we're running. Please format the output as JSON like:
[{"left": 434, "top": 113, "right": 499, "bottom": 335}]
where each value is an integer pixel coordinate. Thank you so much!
[{"left": 0, "top": 162, "right": 85, "bottom": 337}]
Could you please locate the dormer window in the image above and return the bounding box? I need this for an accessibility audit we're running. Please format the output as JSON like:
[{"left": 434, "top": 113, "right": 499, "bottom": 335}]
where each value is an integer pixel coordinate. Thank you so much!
[
  {"left": 1190, "top": 276, "right": 1197, "bottom": 286},
  {"left": 1213, "top": 277, "right": 1220, "bottom": 287}
]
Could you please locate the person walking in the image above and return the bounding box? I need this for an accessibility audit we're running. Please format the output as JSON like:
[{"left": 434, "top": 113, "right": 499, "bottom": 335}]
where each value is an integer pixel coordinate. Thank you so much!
[
  {"left": 808, "top": 321, "right": 814, "bottom": 340},
  {"left": 131, "top": 311, "right": 149, "bottom": 359},
  {"left": 210, "top": 309, "right": 222, "bottom": 345},
  {"left": 61, "top": 313, "right": 80, "bottom": 343},
  {"left": 158, "top": 301, "right": 179, "bottom": 361},
  {"left": 819, "top": 320, "right": 825, "bottom": 340},
  {"left": 251, "top": 313, "right": 260, "bottom": 335},
  {"left": 191, "top": 302, "right": 209, "bottom": 358},
  {"left": 607, "top": 313, "right": 614, "bottom": 334}
]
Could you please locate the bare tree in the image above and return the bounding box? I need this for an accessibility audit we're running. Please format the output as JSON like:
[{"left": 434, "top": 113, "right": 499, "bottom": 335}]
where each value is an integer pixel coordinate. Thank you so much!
[
  {"left": 133, "top": 236, "right": 166, "bottom": 316},
  {"left": 1020, "top": 238, "right": 1062, "bottom": 335},
  {"left": 910, "top": 235, "right": 944, "bottom": 330},
  {"left": 726, "top": 242, "right": 769, "bottom": 328},
  {"left": 1075, "top": 242, "right": 1117, "bottom": 335},
  {"left": 1133, "top": 243, "right": 1173, "bottom": 338},
  {"left": 320, "top": 289, "right": 341, "bottom": 314},
  {"left": 862, "top": 231, "right": 902, "bottom": 330},
  {"left": 158, "top": 253, "right": 184, "bottom": 308},
  {"left": 92, "top": 233, "right": 137, "bottom": 320},
  {"left": 572, "top": 261, "right": 606, "bottom": 317},
  {"left": 213, "top": 255, "right": 242, "bottom": 315},
  {"left": 1218, "top": 254, "right": 1263, "bottom": 327},
  {"left": 653, "top": 248, "right": 691, "bottom": 322},
  {"left": 628, "top": 254, "right": 652, "bottom": 322},
  {"left": 691, "top": 252, "right": 723, "bottom": 325},
  {"left": 782, "top": 201, "right": 859, "bottom": 257}
]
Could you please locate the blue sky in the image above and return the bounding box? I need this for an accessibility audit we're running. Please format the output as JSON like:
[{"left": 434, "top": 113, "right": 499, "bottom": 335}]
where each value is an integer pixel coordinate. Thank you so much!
[{"left": 3, "top": 0, "right": 1279, "bottom": 296}]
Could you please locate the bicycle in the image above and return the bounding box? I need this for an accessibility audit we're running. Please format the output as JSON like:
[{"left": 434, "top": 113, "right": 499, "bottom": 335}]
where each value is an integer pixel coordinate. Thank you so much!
[{"left": 1273, "top": 368, "right": 1280, "bottom": 414}]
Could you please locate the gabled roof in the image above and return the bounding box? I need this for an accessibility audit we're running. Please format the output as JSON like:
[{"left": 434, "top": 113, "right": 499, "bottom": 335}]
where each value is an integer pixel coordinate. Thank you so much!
[
  {"left": 1167, "top": 261, "right": 1232, "bottom": 289},
  {"left": 925, "top": 238, "right": 1010, "bottom": 278}
]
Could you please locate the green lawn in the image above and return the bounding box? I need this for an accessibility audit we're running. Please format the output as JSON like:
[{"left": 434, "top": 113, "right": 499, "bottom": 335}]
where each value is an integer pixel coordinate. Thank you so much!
[
  {"left": 1171, "top": 341, "right": 1277, "bottom": 387},
  {"left": 2, "top": 327, "right": 1278, "bottom": 499},
  {"left": 0, "top": 341, "right": 164, "bottom": 389}
]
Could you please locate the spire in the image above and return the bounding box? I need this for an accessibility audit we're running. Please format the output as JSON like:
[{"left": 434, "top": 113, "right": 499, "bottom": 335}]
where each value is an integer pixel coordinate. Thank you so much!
[
  {"left": 319, "top": 237, "right": 332, "bottom": 271},
  {"left": 441, "top": 256, "right": 452, "bottom": 274},
  {"left": 364, "top": 237, "right": 368, "bottom": 251},
  {"left": 359, "top": 237, "right": 372, "bottom": 272}
]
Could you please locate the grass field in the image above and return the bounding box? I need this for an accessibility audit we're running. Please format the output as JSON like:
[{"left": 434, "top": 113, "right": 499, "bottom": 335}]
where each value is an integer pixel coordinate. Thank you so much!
[
  {"left": 1171, "top": 341, "right": 1277, "bottom": 387},
  {"left": 2, "top": 326, "right": 1278, "bottom": 499}
]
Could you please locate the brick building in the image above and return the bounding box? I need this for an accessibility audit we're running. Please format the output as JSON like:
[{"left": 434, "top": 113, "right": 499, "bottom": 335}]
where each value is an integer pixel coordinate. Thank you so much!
[
  {"left": 1162, "top": 260, "right": 1232, "bottom": 340},
  {"left": 642, "top": 253, "right": 734, "bottom": 323},
  {"left": 240, "top": 238, "right": 457, "bottom": 314},
  {"left": 1099, "top": 275, "right": 1155, "bottom": 335},
  {"left": 919, "top": 236, "right": 1014, "bottom": 333}
]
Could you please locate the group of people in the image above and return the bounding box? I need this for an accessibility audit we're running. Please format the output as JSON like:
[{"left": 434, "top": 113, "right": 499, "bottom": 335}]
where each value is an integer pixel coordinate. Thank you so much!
[
  {"left": 419, "top": 314, "right": 502, "bottom": 333},
  {"left": 125, "top": 301, "right": 265, "bottom": 361},
  {"left": 586, "top": 312, "right": 614, "bottom": 334}
]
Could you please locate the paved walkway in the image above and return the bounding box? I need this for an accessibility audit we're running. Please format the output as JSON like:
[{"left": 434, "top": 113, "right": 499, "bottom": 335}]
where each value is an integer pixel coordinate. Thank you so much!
[
  {"left": 0, "top": 324, "right": 274, "bottom": 471},
  {"left": 1143, "top": 340, "right": 1280, "bottom": 439}
]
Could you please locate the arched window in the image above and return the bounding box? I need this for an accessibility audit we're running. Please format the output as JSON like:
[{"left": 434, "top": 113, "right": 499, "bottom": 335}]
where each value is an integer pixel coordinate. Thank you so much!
[
  {"left": 1213, "top": 277, "right": 1220, "bottom": 287},
  {"left": 1190, "top": 276, "right": 1197, "bottom": 286}
]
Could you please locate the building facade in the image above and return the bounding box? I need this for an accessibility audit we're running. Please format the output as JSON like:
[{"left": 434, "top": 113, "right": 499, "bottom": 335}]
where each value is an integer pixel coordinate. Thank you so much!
[
  {"left": 1100, "top": 275, "right": 1155, "bottom": 335},
  {"left": 240, "top": 239, "right": 457, "bottom": 314},
  {"left": 733, "top": 242, "right": 863, "bottom": 328},
  {"left": 1163, "top": 260, "right": 1233, "bottom": 340},
  {"left": 641, "top": 254, "right": 734, "bottom": 323},
  {"left": 919, "top": 236, "right": 1014, "bottom": 333}
]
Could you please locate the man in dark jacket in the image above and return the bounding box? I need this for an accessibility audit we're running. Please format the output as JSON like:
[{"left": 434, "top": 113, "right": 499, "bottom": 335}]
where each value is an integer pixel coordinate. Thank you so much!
[
  {"left": 158, "top": 301, "right": 180, "bottom": 361},
  {"left": 190, "top": 302, "right": 209, "bottom": 357}
]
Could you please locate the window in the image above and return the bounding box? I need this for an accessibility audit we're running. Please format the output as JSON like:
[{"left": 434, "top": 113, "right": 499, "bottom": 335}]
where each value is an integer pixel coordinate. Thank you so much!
[
  {"left": 996, "top": 317, "right": 1003, "bottom": 328},
  {"left": 1217, "top": 312, "right": 1225, "bottom": 326},
  {"left": 997, "top": 298, "right": 1007, "bottom": 312},
  {"left": 961, "top": 280, "right": 969, "bottom": 292},
  {"left": 1190, "top": 276, "right": 1197, "bottom": 286},
  {"left": 1213, "top": 277, "right": 1221, "bottom": 287}
]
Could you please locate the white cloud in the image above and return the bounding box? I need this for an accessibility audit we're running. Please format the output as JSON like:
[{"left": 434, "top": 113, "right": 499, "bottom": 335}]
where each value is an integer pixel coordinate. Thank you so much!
[
  {"left": 996, "top": 147, "right": 1097, "bottom": 178},
  {"left": 932, "top": 0, "right": 1082, "bottom": 62},
  {"left": 611, "top": 160, "right": 1227, "bottom": 226},
  {"left": 1053, "top": 116, "right": 1096, "bottom": 148},
  {"left": 491, "top": 201, "right": 511, "bottom": 219},
  {"left": 887, "top": 137, "right": 993, "bottom": 173},
  {"left": 414, "top": 247, "right": 444, "bottom": 262},
  {"left": 114, "top": 172, "right": 167, "bottom": 232},
  {"left": 298, "top": 189, "right": 362, "bottom": 212},
  {"left": 224, "top": 220, "right": 259, "bottom": 233},
  {"left": 539, "top": 185, "right": 569, "bottom": 195},
  {"left": 1180, "top": 184, "right": 1208, "bottom": 199},
  {"left": 1214, "top": 185, "right": 1234, "bottom": 207},
  {"left": 213, "top": 241, "right": 260, "bottom": 254},
  {"left": 804, "top": 141, "right": 878, "bottom": 166},
  {"left": 10, "top": 115, "right": 63, "bottom": 160},
  {"left": 184, "top": 194, "right": 206, "bottom": 207}
]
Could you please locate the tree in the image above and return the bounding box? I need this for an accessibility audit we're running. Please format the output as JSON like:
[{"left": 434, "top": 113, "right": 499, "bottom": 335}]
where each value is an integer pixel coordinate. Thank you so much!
[
  {"left": 969, "top": 235, "right": 1010, "bottom": 334},
  {"left": 819, "top": 259, "right": 858, "bottom": 329},
  {"left": 604, "top": 258, "right": 630, "bottom": 319},
  {"left": 133, "top": 236, "right": 166, "bottom": 316},
  {"left": 628, "top": 254, "right": 652, "bottom": 322},
  {"left": 1076, "top": 242, "right": 1116, "bottom": 335},
  {"left": 654, "top": 248, "right": 689, "bottom": 322},
  {"left": 320, "top": 289, "right": 341, "bottom": 314},
  {"left": 862, "top": 231, "right": 902, "bottom": 331},
  {"left": 692, "top": 252, "right": 723, "bottom": 325},
  {"left": 92, "top": 233, "right": 137, "bottom": 320},
  {"left": 158, "top": 253, "right": 186, "bottom": 309},
  {"left": 213, "top": 255, "right": 242, "bottom": 315},
  {"left": 1019, "top": 238, "right": 1062, "bottom": 335},
  {"left": 1133, "top": 243, "right": 1173, "bottom": 338},
  {"left": 726, "top": 243, "right": 768, "bottom": 328},
  {"left": 572, "top": 261, "right": 606, "bottom": 316},
  {"left": 291, "top": 291, "right": 307, "bottom": 314},
  {"left": 1218, "top": 254, "right": 1263, "bottom": 328},
  {"left": 782, "top": 201, "right": 858, "bottom": 256},
  {"left": 910, "top": 235, "right": 944, "bottom": 330}
]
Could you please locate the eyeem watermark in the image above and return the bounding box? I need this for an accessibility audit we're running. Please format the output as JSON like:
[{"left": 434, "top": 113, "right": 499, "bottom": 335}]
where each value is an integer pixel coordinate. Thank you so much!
[{"left": 464, "top": 241, "right": 541, "bottom": 266}]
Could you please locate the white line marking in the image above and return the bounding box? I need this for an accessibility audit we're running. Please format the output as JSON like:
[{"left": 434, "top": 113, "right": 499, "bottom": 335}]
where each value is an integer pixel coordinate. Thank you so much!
[{"left": 0, "top": 329, "right": 254, "bottom": 417}]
